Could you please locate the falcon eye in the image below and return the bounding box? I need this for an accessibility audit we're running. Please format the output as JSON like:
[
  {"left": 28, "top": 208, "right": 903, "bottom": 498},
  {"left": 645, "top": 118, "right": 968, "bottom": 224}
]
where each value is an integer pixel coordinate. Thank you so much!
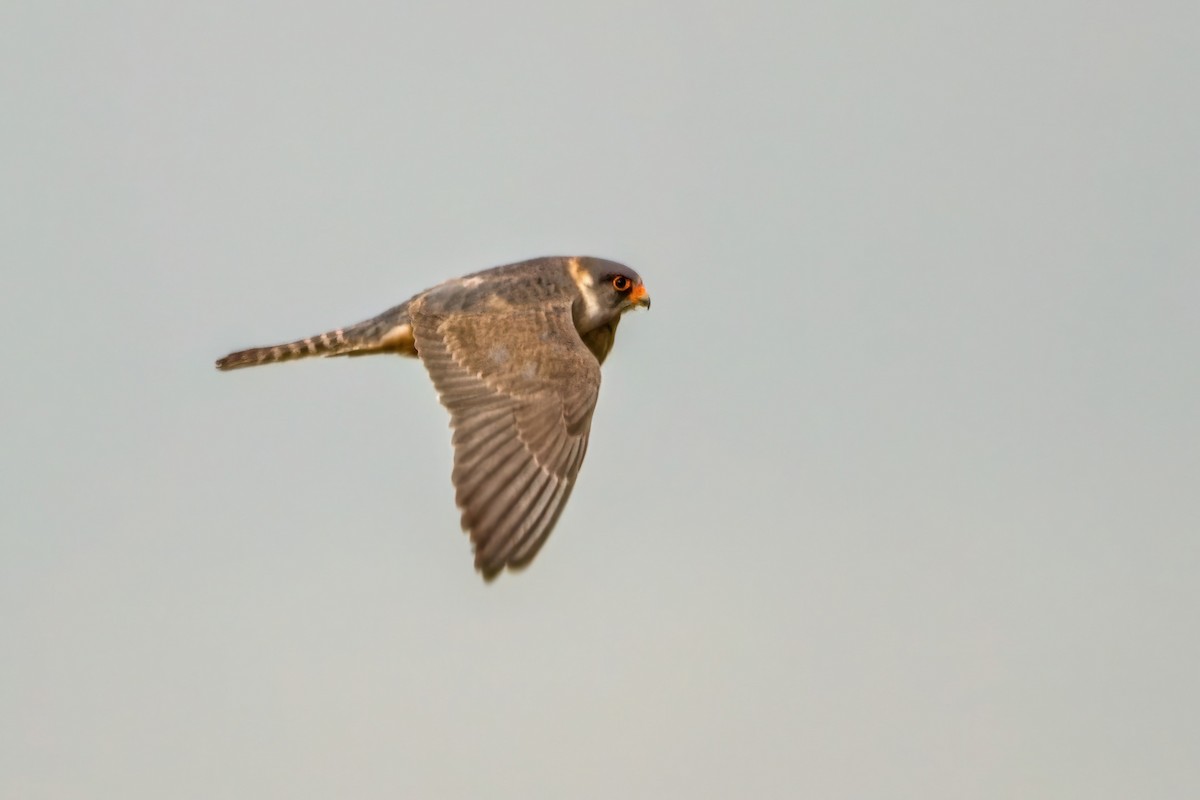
[{"left": 611, "top": 275, "right": 632, "bottom": 292}]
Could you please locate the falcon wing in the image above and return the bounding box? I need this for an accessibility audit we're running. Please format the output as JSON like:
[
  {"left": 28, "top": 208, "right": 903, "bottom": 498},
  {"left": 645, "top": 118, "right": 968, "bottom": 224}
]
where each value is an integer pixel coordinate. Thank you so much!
[{"left": 410, "top": 299, "right": 601, "bottom": 580}]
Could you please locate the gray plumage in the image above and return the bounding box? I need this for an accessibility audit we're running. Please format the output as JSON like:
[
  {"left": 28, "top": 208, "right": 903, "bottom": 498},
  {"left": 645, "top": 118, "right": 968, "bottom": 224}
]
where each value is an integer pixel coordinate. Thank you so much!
[{"left": 216, "top": 255, "right": 650, "bottom": 580}]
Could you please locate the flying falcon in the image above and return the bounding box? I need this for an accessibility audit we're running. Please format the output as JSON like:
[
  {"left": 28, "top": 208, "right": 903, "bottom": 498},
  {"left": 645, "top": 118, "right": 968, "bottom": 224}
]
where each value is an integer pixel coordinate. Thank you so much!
[{"left": 216, "top": 255, "right": 651, "bottom": 580}]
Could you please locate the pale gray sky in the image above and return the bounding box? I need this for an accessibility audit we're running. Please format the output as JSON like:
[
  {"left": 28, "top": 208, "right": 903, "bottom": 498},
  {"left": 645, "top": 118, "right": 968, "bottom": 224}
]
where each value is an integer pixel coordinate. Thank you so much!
[{"left": 3, "top": 2, "right": 1198, "bottom": 798}]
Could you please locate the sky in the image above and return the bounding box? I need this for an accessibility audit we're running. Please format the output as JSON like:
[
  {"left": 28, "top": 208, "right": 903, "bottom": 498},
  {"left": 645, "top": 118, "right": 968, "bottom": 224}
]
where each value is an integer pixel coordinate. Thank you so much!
[{"left": 3, "top": 2, "right": 1198, "bottom": 798}]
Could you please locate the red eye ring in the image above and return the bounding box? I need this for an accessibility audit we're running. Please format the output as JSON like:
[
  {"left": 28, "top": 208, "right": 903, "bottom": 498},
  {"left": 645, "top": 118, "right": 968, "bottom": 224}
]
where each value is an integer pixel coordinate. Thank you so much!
[{"left": 612, "top": 275, "right": 632, "bottom": 292}]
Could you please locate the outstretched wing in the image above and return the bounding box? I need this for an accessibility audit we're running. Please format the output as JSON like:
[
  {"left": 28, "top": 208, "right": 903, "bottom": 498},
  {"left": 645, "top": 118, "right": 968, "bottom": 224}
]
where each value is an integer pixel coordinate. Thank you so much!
[{"left": 410, "top": 298, "right": 601, "bottom": 580}]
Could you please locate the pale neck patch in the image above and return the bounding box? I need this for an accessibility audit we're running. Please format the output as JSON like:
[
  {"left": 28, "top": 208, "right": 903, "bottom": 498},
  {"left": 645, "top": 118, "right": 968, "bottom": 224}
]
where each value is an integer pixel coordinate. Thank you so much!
[
  {"left": 568, "top": 257, "right": 603, "bottom": 324},
  {"left": 567, "top": 257, "right": 594, "bottom": 288}
]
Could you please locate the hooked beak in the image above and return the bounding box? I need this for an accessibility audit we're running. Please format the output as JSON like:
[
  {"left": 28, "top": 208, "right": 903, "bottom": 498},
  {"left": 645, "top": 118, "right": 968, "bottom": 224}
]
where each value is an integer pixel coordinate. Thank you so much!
[{"left": 629, "top": 283, "right": 651, "bottom": 310}]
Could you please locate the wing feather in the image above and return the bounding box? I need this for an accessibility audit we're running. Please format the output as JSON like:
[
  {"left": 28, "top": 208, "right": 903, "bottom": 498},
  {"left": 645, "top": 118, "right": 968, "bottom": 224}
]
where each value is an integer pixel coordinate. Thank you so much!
[
  {"left": 410, "top": 299, "right": 601, "bottom": 580},
  {"left": 511, "top": 462, "right": 581, "bottom": 565}
]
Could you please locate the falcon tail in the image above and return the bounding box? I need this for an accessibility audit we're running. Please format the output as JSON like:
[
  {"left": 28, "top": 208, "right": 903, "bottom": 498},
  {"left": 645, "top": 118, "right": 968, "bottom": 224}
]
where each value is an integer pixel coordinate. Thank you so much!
[{"left": 215, "top": 303, "right": 415, "bottom": 371}]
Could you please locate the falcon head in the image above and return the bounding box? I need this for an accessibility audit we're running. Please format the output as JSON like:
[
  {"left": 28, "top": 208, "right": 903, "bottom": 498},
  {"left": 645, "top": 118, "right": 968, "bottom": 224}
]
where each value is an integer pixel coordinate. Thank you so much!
[{"left": 569, "top": 257, "right": 651, "bottom": 332}]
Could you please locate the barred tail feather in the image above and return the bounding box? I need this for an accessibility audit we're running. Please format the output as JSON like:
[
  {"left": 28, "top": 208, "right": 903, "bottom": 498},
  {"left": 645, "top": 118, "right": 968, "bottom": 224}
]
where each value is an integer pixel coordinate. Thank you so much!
[
  {"left": 215, "top": 328, "right": 355, "bottom": 370},
  {"left": 216, "top": 304, "right": 415, "bottom": 371}
]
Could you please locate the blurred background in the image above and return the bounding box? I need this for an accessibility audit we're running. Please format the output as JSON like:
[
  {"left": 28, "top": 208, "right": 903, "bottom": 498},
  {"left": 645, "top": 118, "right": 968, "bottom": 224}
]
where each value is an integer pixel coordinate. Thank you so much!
[{"left": 3, "top": 2, "right": 1197, "bottom": 797}]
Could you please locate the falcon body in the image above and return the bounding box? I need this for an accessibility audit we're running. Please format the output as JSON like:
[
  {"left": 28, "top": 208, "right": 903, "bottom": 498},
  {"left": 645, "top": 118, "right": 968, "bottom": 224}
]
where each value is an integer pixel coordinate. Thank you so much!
[{"left": 217, "top": 256, "right": 650, "bottom": 580}]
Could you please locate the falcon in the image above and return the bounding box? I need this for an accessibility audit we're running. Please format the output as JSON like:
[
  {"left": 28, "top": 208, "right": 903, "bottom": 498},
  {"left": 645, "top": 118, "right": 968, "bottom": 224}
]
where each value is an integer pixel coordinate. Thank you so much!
[{"left": 216, "top": 255, "right": 650, "bottom": 580}]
